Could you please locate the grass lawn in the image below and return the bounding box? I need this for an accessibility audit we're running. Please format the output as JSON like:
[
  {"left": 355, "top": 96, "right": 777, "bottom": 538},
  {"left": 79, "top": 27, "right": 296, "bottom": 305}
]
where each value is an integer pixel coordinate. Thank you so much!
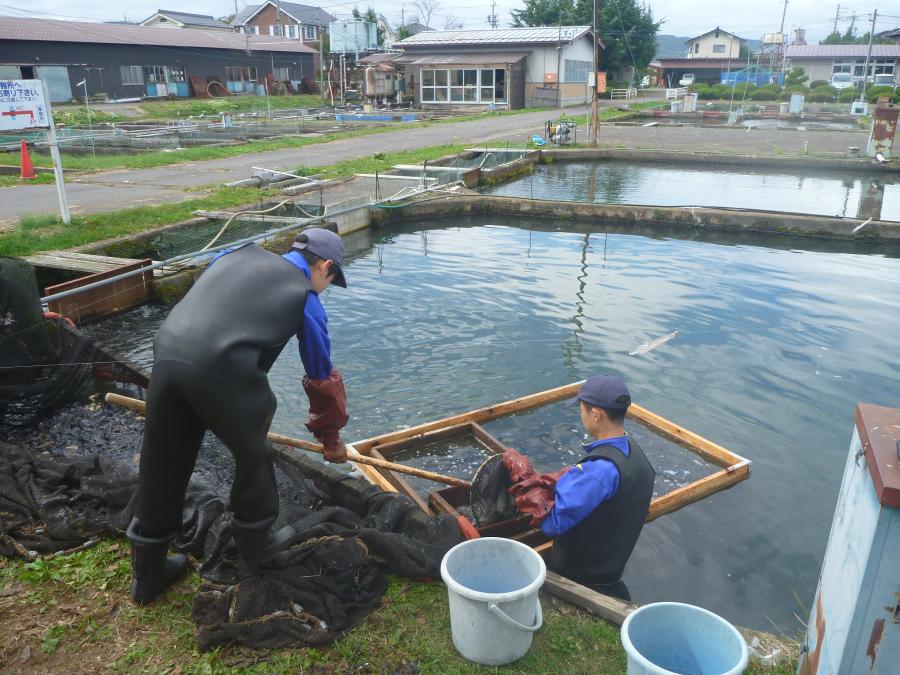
[
  {"left": 0, "top": 539, "right": 798, "bottom": 673},
  {"left": 0, "top": 186, "right": 271, "bottom": 257}
]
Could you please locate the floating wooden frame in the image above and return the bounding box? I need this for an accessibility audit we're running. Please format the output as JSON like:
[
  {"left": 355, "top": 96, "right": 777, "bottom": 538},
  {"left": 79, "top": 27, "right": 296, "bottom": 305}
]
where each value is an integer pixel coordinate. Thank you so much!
[{"left": 346, "top": 381, "right": 751, "bottom": 543}]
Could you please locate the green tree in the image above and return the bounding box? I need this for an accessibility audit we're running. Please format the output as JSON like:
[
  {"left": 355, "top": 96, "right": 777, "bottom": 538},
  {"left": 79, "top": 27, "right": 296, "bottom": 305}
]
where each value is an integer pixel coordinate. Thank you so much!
[
  {"left": 821, "top": 29, "right": 887, "bottom": 45},
  {"left": 784, "top": 67, "right": 808, "bottom": 86},
  {"left": 510, "top": 0, "right": 661, "bottom": 79}
]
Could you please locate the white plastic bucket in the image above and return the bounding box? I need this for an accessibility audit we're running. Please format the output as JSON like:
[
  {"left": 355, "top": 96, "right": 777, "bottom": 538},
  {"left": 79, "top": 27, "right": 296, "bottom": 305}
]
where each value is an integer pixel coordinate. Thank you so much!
[
  {"left": 621, "top": 602, "right": 749, "bottom": 674},
  {"left": 440, "top": 537, "right": 546, "bottom": 665}
]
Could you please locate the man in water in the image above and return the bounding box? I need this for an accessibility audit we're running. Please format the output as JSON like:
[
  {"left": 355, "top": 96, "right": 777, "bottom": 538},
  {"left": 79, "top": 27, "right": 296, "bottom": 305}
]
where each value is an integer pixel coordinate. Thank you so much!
[
  {"left": 504, "top": 375, "right": 655, "bottom": 599},
  {"left": 127, "top": 228, "right": 350, "bottom": 604}
]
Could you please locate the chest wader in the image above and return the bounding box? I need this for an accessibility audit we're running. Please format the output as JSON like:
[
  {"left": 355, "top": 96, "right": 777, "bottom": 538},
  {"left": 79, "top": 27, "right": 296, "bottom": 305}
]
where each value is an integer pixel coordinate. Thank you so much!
[
  {"left": 128, "top": 244, "right": 310, "bottom": 603},
  {"left": 549, "top": 438, "right": 655, "bottom": 600}
]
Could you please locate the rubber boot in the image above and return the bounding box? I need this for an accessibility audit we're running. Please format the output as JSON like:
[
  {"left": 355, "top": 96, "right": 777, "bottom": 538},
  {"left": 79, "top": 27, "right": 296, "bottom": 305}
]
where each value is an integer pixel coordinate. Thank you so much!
[
  {"left": 231, "top": 514, "right": 295, "bottom": 569},
  {"left": 126, "top": 518, "right": 189, "bottom": 605}
]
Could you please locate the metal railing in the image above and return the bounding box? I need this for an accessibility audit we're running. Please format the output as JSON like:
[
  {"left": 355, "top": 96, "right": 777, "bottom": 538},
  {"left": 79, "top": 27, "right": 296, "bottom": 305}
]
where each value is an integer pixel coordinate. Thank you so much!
[
  {"left": 610, "top": 88, "right": 639, "bottom": 100},
  {"left": 666, "top": 87, "right": 688, "bottom": 100}
]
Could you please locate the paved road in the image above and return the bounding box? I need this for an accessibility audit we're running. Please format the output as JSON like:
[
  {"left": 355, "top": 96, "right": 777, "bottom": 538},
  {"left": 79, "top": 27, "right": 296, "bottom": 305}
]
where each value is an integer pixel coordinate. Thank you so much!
[{"left": 0, "top": 101, "right": 869, "bottom": 225}]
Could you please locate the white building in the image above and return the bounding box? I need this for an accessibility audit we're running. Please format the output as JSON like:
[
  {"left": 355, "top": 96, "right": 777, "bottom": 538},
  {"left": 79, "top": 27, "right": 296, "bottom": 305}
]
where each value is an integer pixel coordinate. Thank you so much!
[
  {"left": 362, "top": 26, "right": 601, "bottom": 109},
  {"left": 685, "top": 28, "right": 745, "bottom": 59}
]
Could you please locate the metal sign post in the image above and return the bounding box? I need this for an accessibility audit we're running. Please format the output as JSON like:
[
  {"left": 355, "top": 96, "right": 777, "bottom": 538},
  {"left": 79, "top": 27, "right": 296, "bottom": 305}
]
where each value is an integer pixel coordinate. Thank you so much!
[{"left": 0, "top": 78, "right": 70, "bottom": 223}]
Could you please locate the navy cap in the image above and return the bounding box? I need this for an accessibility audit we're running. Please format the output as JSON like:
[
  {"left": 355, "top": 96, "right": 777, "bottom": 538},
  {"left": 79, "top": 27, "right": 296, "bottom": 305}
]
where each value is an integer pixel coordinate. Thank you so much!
[
  {"left": 567, "top": 375, "right": 632, "bottom": 410},
  {"left": 292, "top": 228, "right": 347, "bottom": 288}
]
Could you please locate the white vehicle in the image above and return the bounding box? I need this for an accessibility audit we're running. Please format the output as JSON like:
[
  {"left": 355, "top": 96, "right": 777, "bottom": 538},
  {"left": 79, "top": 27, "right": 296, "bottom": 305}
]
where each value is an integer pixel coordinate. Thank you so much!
[
  {"left": 830, "top": 72, "right": 854, "bottom": 90},
  {"left": 873, "top": 73, "right": 896, "bottom": 87},
  {"left": 679, "top": 73, "right": 695, "bottom": 87}
]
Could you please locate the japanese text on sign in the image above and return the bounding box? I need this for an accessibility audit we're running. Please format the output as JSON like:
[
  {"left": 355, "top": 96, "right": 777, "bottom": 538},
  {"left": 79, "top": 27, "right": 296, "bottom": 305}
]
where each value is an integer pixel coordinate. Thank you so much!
[{"left": 0, "top": 80, "right": 50, "bottom": 131}]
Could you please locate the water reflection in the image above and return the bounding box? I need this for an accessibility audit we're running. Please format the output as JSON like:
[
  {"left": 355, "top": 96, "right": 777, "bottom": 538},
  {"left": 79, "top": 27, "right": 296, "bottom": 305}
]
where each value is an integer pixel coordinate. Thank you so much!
[{"left": 483, "top": 161, "right": 900, "bottom": 221}]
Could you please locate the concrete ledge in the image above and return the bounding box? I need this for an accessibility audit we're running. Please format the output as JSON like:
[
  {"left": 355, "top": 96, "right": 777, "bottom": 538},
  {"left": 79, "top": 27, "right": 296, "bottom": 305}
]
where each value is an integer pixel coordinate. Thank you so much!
[
  {"left": 378, "top": 194, "right": 900, "bottom": 242},
  {"left": 541, "top": 148, "right": 900, "bottom": 173}
]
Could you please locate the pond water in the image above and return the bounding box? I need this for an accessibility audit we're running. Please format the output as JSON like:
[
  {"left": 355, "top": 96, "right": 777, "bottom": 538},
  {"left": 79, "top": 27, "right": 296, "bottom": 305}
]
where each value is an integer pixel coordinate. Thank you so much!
[
  {"left": 85, "top": 217, "right": 900, "bottom": 635},
  {"left": 481, "top": 161, "right": 900, "bottom": 221}
]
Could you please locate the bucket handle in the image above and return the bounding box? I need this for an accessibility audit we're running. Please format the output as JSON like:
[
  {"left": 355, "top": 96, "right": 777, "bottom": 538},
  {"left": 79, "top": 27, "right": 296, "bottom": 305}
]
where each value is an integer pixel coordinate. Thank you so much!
[{"left": 488, "top": 601, "right": 543, "bottom": 633}]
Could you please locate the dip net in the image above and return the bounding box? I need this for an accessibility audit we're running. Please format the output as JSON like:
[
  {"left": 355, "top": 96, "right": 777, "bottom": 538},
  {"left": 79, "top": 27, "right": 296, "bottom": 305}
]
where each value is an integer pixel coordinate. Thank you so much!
[{"left": 0, "top": 441, "right": 463, "bottom": 651}]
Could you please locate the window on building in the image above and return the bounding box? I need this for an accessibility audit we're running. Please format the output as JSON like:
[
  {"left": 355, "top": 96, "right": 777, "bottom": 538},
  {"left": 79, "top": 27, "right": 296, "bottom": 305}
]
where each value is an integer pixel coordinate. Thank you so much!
[
  {"left": 694, "top": 43, "right": 699, "bottom": 53},
  {"left": 286, "top": 24, "right": 298, "bottom": 38},
  {"left": 120, "top": 65, "right": 143, "bottom": 85},
  {"left": 712, "top": 44, "right": 726, "bottom": 53},
  {"left": 274, "top": 66, "right": 290, "bottom": 80},
  {"left": 225, "top": 66, "right": 258, "bottom": 83},
  {"left": 171, "top": 66, "right": 187, "bottom": 82},
  {"left": 564, "top": 59, "right": 592, "bottom": 82},
  {"left": 252, "top": 26, "right": 260, "bottom": 35},
  {"left": 421, "top": 68, "right": 506, "bottom": 104},
  {"left": 304, "top": 24, "right": 317, "bottom": 40},
  {"left": 832, "top": 60, "right": 852, "bottom": 74},
  {"left": 143, "top": 66, "right": 167, "bottom": 83}
]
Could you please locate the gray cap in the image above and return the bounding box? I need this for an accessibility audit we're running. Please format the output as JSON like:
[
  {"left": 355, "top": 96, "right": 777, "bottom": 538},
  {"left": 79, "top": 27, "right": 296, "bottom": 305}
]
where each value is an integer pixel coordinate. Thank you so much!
[
  {"left": 567, "top": 375, "right": 631, "bottom": 410},
  {"left": 292, "top": 228, "right": 347, "bottom": 288}
]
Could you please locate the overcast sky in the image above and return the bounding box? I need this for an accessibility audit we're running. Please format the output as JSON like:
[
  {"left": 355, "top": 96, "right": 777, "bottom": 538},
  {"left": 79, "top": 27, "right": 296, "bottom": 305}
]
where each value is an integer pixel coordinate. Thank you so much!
[{"left": 3, "top": 0, "right": 898, "bottom": 41}]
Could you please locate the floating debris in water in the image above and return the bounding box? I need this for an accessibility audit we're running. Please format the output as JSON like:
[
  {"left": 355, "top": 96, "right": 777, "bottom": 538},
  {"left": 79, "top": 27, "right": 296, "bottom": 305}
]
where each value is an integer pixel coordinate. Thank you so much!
[{"left": 629, "top": 330, "right": 679, "bottom": 356}]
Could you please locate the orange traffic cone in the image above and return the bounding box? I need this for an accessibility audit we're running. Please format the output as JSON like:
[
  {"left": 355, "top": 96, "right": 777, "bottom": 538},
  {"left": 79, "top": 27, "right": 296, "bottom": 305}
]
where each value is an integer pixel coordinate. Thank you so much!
[{"left": 20, "top": 139, "right": 36, "bottom": 179}]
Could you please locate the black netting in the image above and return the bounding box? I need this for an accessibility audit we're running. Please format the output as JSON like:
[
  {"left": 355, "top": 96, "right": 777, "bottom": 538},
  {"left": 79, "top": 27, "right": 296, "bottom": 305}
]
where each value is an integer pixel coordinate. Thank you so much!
[
  {"left": 0, "top": 257, "right": 102, "bottom": 426},
  {"left": 0, "top": 441, "right": 463, "bottom": 651}
]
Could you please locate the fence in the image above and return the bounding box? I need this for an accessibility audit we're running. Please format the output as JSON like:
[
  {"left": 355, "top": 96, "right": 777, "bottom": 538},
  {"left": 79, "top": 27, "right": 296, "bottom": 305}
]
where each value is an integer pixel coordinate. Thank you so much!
[
  {"left": 610, "top": 87, "right": 638, "bottom": 100},
  {"left": 666, "top": 87, "right": 688, "bottom": 100}
]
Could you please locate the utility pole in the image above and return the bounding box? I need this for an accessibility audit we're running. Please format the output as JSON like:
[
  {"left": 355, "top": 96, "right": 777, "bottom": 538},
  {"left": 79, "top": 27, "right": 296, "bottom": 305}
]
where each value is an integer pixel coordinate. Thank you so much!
[
  {"left": 833, "top": 4, "right": 840, "bottom": 34},
  {"left": 275, "top": 0, "right": 283, "bottom": 36},
  {"left": 858, "top": 9, "right": 877, "bottom": 103},
  {"left": 590, "top": 0, "right": 600, "bottom": 146},
  {"left": 778, "top": 0, "right": 789, "bottom": 72}
]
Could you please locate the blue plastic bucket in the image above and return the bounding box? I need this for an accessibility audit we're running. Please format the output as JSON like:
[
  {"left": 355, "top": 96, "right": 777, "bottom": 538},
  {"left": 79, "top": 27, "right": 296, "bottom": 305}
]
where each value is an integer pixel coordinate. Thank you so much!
[{"left": 621, "top": 602, "right": 749, "bottom": 674}]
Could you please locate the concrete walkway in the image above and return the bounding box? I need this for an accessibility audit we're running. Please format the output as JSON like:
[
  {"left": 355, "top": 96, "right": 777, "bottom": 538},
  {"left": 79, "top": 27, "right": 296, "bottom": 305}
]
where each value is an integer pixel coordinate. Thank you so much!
[{"left": 0, "top": 100, "right": 870, "bottom": 225}]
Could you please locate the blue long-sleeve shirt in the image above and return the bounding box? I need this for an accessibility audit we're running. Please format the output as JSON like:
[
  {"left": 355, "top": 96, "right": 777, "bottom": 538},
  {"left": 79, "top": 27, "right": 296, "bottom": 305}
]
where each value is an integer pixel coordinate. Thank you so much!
[
  {"left": 208, "top": 247, "right": 333, "bottom": 379},
  {"left": 540, "top": 435, "right": 630, "bottom": 537}
]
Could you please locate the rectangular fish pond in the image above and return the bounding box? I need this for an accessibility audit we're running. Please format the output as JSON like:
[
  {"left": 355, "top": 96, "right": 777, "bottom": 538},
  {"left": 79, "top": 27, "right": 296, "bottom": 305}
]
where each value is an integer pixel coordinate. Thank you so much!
[
  {"left": 83, "top": 216, "right": 900, "bottom": 637},
  {"left": 480, "top": 159, "right": 900, "bottom": 221}
]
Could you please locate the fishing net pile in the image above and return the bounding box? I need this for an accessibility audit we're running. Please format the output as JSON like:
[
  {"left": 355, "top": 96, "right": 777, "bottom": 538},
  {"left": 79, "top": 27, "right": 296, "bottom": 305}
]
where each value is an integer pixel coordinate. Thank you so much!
[
  {"left": 0, "top": 440, "right": 463, "bottom": 651},
  {"left": 0, "top": 257, "right": 103, "bottom": 427}
]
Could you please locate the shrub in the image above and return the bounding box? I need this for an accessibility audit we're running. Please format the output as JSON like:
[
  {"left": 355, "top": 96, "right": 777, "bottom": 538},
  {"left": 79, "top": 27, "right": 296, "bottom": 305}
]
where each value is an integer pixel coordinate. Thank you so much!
[
  {"left": 867, "top": 85, "right": 895, "bottom": 103},
  {"left": 807, "top": 85, "right": 838, "bottom": 102},
  {"left": 690, "top": 83, "right": 710, "bottom": 95},
  {"left": 809, "top": 80, "right": 829, "bottom": 89},
  {"left": 838, "top": 88, "right": 858, "bottom": 103},
  {"left": 784, "top": 67, "right": 809, "bottom": 87},
  {"left": 749, "top": 84, "right": 783, "bottom": 100}
]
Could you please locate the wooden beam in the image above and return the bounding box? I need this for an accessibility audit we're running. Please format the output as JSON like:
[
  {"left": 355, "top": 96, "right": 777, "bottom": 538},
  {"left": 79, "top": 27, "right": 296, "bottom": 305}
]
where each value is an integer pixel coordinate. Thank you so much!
[
  {"left": 371, "top": 448, "right": 432, "bottom": 513},
  {"left": 352, "top": 381, "right": 584, "bottom": 454},
  {"left": 472, "top": 422, "right": 508, "bottom": 455},
  {"left": 368, "top": 423, "right": 473, "bottom": 458},
  {"left": 543, "top": 571, "right": 639, "bottom": 625},
  {"left": 645, "top": 461, "right": 750, "bottom": 523}
]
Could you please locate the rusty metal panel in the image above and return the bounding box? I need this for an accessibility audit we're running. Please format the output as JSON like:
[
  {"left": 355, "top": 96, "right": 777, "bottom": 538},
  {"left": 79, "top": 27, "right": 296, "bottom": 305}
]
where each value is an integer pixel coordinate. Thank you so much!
[
  {"left": 805, "top": 416, "right": 900, "bottom": 673},
  {"left": 867, "top": 103, "right": 899, "bottom": 159},
  {"left": 45, "top": 259, "right": 153, "bottom": 324}
]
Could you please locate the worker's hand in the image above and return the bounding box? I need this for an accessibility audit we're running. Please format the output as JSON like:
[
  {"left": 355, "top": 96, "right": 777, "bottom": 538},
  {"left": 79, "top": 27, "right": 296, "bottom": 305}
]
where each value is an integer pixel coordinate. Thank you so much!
[
  {"left": 319, "top": 430, "right": 348, "bottom": 463},
  {"left": 304, "top": 370, "right": 349, "bottom": 460},
  {"left": 502, "top": 448, "right": 571, "bottom": 526}
]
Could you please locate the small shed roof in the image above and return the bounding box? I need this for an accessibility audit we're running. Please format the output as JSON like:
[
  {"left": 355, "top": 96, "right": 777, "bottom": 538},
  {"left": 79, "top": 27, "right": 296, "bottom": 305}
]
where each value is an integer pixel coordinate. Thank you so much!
[
  {"left": 394, "top": 26, "right": 592, "bottom": 48},
  {"left": 0, "top": 16, "right": 316, "bottom": 53}
]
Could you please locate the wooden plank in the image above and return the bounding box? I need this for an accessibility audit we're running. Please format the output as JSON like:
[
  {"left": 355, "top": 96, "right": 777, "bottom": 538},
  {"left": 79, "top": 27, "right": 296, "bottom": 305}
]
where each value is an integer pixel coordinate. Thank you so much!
[
  {"left": 472, "top": 422, "right": 508, "bottom": 455},
  {"left": 193, "top": 210, "right": 309, "bottom": 224},
  {"left": 543, "top": 571, "right": 639, "bottom": 625},
  {"left": 627, "top": 402, "right": 746, "bottom": 469},
  {"left": 372, "top": 448, "right": 432, "bottom": 513},
  {"left": 352, "top": 381, "right": 584, "bottom": 454},
  {"left": 26, "top": 252, "right": 139, "bottom": 275},
  {"left": 45, "top": 259, "right": 153, "bottom": 323},
  {"left": 646, "top": 461, "right": 750, "bottom": 523}
]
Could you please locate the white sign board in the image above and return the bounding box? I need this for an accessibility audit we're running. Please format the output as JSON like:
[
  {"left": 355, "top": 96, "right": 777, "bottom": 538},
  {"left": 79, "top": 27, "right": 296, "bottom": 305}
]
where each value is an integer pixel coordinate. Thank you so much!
[{"left": 0, "top": 79, "right": 50, "bottom": 131}]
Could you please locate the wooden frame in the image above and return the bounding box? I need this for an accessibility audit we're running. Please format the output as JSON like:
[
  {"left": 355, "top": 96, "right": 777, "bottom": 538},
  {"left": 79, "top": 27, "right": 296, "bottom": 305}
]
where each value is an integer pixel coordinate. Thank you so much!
[{"left": 346, "top": 381, "right": 751, "bottom": 545}]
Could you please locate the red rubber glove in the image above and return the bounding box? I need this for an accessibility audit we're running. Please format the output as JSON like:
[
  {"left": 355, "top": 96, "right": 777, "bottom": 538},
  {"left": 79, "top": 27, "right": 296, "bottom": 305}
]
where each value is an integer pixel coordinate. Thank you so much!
[
  {"left": 502, "top": 448, "right": 571, "bottom": 526},
  {"left": 303, "top": 369, "right": 349, "bottom": 463}
]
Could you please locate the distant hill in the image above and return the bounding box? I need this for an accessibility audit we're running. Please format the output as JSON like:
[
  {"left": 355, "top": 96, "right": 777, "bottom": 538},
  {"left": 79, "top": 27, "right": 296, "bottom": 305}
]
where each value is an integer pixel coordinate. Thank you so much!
[{"left": 654, "top": 34, "right": 762, "bottom": 59}]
